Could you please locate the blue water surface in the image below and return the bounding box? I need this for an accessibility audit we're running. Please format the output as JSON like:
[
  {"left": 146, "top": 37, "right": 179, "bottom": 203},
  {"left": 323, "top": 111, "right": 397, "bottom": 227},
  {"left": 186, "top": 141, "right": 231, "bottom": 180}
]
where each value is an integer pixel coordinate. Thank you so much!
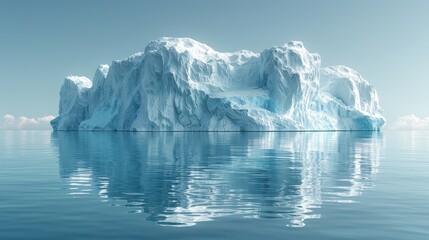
[{"left": 0, "top": 130, "right": 428, "bottom": 239}]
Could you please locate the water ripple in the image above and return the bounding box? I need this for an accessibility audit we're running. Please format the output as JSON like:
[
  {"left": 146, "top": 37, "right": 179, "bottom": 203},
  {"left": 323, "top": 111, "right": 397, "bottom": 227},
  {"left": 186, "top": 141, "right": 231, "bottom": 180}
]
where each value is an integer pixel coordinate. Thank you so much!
[{"left": 51, "top": 131, "right": 383, "bottom": 227}]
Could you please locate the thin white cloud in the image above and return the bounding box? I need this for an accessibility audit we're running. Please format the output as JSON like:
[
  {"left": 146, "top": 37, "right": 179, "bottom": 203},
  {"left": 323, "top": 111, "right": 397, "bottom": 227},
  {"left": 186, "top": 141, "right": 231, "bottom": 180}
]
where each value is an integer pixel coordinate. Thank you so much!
[
  {"left": 391, "top": 114, "right": 429, "bottom": 130},
  {"left": 1, "top": 114, "right": 55, "bottom": 130}
]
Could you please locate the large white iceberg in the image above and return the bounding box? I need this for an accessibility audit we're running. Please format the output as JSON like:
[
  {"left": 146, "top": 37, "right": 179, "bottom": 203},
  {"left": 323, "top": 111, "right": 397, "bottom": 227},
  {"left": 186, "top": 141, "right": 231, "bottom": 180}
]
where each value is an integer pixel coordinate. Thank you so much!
[{"left": 51, "top": 38, "right": 385, "bottom": 131}]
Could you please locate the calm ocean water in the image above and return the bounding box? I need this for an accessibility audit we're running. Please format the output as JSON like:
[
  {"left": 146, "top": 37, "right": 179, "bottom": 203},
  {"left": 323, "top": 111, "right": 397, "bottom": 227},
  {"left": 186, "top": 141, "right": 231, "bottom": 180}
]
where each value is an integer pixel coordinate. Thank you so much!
[{"left": 0, "top": 130, "right": 428, "bottom": 239}]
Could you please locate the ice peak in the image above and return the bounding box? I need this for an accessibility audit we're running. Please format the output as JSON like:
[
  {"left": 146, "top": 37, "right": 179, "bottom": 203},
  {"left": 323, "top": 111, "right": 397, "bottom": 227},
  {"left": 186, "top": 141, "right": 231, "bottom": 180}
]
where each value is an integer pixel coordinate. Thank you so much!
[
  {"left": 97, "top": 64, "right": 109, "bottom": 77},
  {"left": 287, "top": 41, "right": 305, "bottom": 48},
  {"left": 145, "top": 37, "right": 216, "bottom": 55},
  {"left": 64, "top": 76, "right": 92, "bottom": 89}
]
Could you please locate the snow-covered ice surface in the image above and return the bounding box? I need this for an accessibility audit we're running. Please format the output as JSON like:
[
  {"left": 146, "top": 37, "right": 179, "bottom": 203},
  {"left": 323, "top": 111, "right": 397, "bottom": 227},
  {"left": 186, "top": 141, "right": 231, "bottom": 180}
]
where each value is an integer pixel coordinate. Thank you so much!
[{"left": 51, "top": 38, "right": 385, "bottom": 131}]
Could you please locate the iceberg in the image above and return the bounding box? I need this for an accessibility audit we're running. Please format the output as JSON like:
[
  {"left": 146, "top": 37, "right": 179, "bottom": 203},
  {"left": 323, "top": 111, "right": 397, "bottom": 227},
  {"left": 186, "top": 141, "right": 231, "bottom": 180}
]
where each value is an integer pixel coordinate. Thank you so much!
[{"left": 51, "top": 38, "right": 385, "bottom": 131}]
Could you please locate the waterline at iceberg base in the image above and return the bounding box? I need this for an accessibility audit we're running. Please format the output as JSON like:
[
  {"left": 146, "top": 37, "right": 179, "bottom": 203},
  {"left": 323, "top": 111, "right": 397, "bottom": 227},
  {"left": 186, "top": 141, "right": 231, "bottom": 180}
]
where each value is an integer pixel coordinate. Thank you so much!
[{"left": 51, "top": 38, "right": 385, "bottom": 131}]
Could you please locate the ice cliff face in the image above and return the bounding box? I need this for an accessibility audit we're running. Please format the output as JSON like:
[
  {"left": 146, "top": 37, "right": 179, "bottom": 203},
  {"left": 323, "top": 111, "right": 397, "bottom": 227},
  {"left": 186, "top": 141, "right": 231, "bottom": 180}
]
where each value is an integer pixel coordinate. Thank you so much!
[{"left": 51, "top": 38, "right": 385, "bottom": 131}]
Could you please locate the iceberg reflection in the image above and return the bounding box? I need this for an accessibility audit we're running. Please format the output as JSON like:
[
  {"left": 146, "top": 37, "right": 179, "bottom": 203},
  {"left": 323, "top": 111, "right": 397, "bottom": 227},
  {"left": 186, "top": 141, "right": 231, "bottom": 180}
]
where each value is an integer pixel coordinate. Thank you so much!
[{"left": 52, "top": 131, "right": 383, "bottom": 227}]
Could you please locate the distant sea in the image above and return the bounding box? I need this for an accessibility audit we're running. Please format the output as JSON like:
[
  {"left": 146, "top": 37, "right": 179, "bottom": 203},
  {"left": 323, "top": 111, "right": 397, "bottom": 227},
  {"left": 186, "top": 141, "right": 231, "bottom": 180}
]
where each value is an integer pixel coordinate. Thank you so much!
[{"left": 0, "top": 130, "right": 428, "bottom": 239}]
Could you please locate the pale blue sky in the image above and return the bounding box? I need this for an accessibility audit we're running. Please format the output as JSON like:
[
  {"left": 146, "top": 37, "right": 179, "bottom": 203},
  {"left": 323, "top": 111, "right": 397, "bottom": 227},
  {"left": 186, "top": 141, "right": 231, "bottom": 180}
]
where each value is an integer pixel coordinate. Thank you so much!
[{"left": 1, "top": 0, "right": 428, "bottom": 123}]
